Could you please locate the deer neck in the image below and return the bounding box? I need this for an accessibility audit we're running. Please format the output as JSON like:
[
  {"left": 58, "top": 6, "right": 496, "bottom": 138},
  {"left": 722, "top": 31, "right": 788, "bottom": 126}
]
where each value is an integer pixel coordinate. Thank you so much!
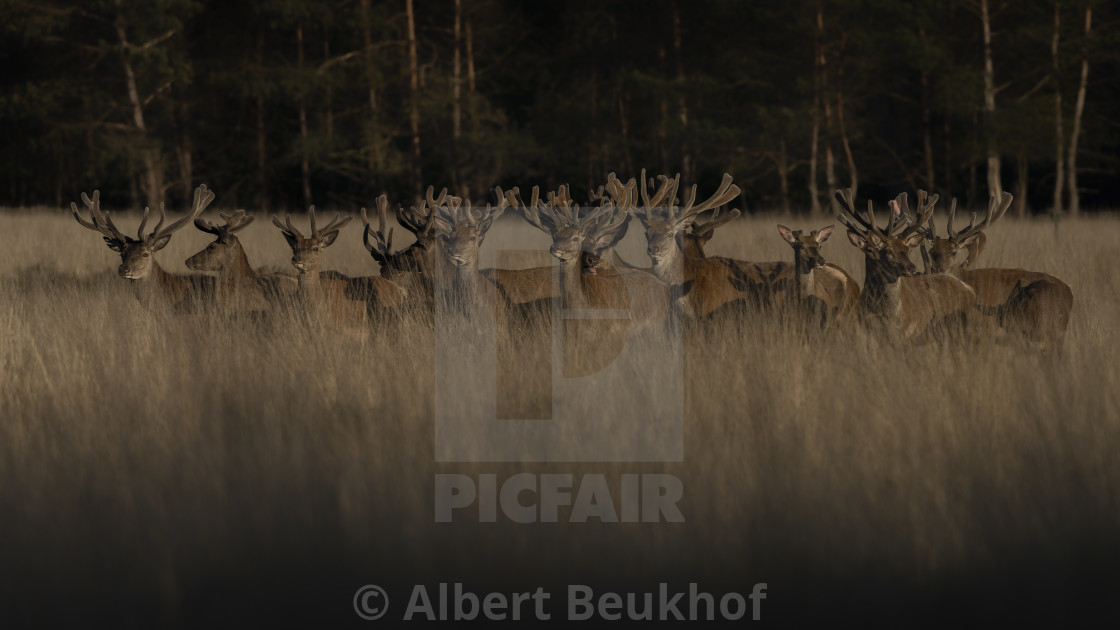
[
  {"left": 558, "top": 256, "right": 587, "bottom": 309},
  {"left": 297, "top": 261, "right": 324, "bottom": 299},
  {"left": 455, "top": 259, "right": 482, "bottom": 291},
  {"left": 651, "top": 246, "right": 684, "bottom": 291},
  {"left": 218, "top": 242, "right": 255, "bottom": 289},
  {"left": 652, "top": 245, "right": 696, "bottom": 317},
  {"left": 443, "top": 258, "right": 487, "bottom": 305},
  {"left": 132, "top": 259, "right": 184, "bottom": 310},
  {"left": 793, "top": 251, "right": 815, "bottom": 299},
  {"left": 215, "top": 244, "right": 262, "bottom": 307},
  {"left": 436, "top": 257, "right": 492, "bottom": 315},
  {"left": 226, "top": 239, "right": 256, "bottom": 279},
  {"left": 860, "top": 258, "right": 902, "bottom": 317},
  {"left": 601, "top": 249, "right": 634, "bottom": 272}
]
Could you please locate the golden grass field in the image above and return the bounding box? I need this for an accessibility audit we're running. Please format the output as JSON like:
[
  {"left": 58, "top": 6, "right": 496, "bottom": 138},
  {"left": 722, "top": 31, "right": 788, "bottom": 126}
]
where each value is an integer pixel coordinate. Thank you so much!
[{"left": 2, "top": 205, "right": 1119, "bottom": 626}]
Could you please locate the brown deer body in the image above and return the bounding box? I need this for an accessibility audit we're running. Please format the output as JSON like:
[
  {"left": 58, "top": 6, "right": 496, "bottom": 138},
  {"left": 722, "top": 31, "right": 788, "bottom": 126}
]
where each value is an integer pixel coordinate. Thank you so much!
[
  {"left": 517, "top": 185, "right": 669, "bottom": 330},
  {"left": 359, "top": 187, "right": 459, "bottom": 312},
  {"left": 922, "top": 193, "right": 1073, "bottom": 350},
  {"left": 837, "top": 189, "right": 976, "bottom": 342},
  {"left": 72, "top": 185, "right": 216, "bottom": 313},
  {"left": 358, "top": 194, "right": 447, "bottom": 316},
  {"left": 472, "top": 186, "right": 556, "bottom": 306},
  {"left": 626, "top": 170, "right": 790, "bottom": 319},
  {"left": 186, "top": 209, "right": 297, "bottom": 315},
  {"left": 682, "top": 207, "right": 796, "bottom": 308},
  {"left": 272, "top": 207, "right": 402, "bottom": 326},
  {"left": 776, "top": 224, "right": 859, "bottom": 326}
]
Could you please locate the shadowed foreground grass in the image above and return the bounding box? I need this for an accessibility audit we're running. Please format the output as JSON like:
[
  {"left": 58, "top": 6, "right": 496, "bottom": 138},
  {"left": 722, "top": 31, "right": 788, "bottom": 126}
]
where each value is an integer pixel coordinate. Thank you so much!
[{"left": 1, "top": 208, "right": 1119, "bottom": 627}]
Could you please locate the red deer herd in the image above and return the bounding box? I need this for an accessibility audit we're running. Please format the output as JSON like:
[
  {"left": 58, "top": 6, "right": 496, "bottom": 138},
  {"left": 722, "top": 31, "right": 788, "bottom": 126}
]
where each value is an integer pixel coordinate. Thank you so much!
[{"left": 71, "top": 174, "right": 1073, "bottom": 351}]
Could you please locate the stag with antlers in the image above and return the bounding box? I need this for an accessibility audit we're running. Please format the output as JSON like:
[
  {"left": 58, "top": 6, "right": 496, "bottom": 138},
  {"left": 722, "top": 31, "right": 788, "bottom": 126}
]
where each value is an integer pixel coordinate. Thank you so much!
[
  {"left": 430, "top": 192, "right": 510, "bottom": 316},
  {"left": 72, "top": 185, "right": 216, "bottom": 312},
  {"left": 186, "top": 209, "right": 297, "bottom": 316},
  {"left": 629, "top": 170, "right": 793, "bottom": 319},
  {"left": 477, "top": 184, "right": 558, "bottom": 307},
  {"left": 272, "top": 206, "right": 403, "bottom": 326},
  {"left": 514, "top": 183, "right": 669, "bottom": 329},
  {"left": 918, "top": 192, "right": 1073, "bottom": 351},
  {"left": 836, "top": 188, "right": 976, "bottom": 342}
]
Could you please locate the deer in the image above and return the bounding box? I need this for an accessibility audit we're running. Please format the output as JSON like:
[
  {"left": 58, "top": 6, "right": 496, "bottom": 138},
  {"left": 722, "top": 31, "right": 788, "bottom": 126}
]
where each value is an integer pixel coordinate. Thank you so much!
[
  {"left": 479, "top": 185, "right": 558, "bottom": 306},
  {"left": 605, "top": 171, "right": 794, "bottom": 301},
  {"left": 918, "top": 192, "right": 1073, "bottom": 351},
  {"left": 516, "top": 184, "right": 669, "bottom": 330},
  {"left": 185, "top": 209, "right": 297, "bottom": 316},
  {"left": 72, "top": 185, "right": 216, "bottom": 312},
  {"left": 835, "top": 188, "right": 977, "bottom": 342},
  {"left": 271, "top": 207, "right": 404, "bottom": 326},
  {"left": 432, "top": 193, "right": 510, "bottom": 317},
  {"left": 584, "top": 177, "right": 650, "bottom": 274},
  {"left": 359, "top": 186, "right": 459, "bottom": 312},
  {"left": 775, "top": 224, "right": 859, "bottom": 326},
  {"left": 629, "top": 170, "right": 792, "bottom": 319},
  {"left": 394, "top": 185, "right": 455, "bottom": 282},
  {"left": 359, "top": 194, "right": 438, "bottom": 313}
]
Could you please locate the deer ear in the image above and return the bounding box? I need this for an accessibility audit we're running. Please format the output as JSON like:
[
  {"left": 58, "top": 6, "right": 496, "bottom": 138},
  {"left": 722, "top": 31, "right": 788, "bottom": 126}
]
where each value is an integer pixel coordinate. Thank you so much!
[
  {"left": 904, "top": 233, "right": 924, "bottom": 249},
  {"left": 477, "top": 216, "right": 496, "bottom": 241},
  {"left": 281, "top": 231, "right": 299, "bottom": 250},
  {"left": 776, "top": 224, "right": 796, "bottom": 244},
  {"left": 591, "top": 220, "right": 629, "bottom": 256},
  {"left": 847, "top": 230, "right": 867, "bottom": 250},
  {"left": 319, "top": 230, "right": 340, "bottom": 248},
  {"left": 149, "top": 235, "right": 173, "bottom": 251},
  {"left": 104, "top": 237, "right": 125, "bottom": 252},
  {"left": 815, "top": 225, "right": 834, "bottom": 243}
]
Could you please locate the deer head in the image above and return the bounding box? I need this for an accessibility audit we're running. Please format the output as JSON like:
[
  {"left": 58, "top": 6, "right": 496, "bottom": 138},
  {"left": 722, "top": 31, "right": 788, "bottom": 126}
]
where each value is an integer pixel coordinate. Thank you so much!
[
  {"left": 776, "top": 224, "right": 834, "bottom": 275},
  {"left": 581, "top": 203, "right": 631, "bottom": 275},
  {"left": 186, "top": 209, "right": 255, "bottom": 272},
  {"left": 837, "top": 188, "right": 933, "bottom": 283},
  {"left": 271, "top": 206, "right": 352, "bottom": 275},
  {"left": 394, "top": 186, "right": 453, "bottom": 274},
  {"left": 435, "top": 193, "right": 507, "bottom": 270},
  {"left": 360, "top": 195, "right": 423, "bottom": 280},
  {"left": 73, "top": 185, "right": 215, "bottom": 279},
  {"left": 514, "top": 184, "right": 605, "bottom": 265},
  {"left": 629, "top": 169, "right": 741, "bottom": 265},
  {"left": 922, "top": 192, "right": 1011, "bottom": 274}
]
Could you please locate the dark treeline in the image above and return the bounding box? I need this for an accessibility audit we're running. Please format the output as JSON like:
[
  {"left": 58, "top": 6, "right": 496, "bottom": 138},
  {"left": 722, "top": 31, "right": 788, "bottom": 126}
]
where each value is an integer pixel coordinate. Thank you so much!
[{"left": 2, "top": 0, "right": 1118, "bottom": 214}]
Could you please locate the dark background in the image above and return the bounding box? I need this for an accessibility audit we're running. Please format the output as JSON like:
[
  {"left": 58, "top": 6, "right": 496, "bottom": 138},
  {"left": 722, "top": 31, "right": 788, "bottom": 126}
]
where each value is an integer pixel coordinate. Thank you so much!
[{"left": 1, "top": 0, "right": 1118, "bottom": 214}]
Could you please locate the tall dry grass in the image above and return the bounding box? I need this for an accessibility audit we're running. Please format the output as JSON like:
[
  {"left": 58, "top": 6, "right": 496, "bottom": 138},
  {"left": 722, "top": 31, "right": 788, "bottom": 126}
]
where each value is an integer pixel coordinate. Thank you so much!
[{"left": 1, "top": 206, "right": 1118, "bottom": 627}]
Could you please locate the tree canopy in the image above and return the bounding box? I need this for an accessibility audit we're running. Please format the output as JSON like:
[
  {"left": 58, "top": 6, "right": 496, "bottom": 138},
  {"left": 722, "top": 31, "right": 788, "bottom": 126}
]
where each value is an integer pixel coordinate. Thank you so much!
[{"left": 2, "top": 0, "right": 1117, "bottom": 213}]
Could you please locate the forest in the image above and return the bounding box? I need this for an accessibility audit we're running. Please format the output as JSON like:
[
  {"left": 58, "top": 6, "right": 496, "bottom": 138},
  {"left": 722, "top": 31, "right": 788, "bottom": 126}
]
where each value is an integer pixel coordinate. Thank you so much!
[{"left": 2, "top": 0, "right": 1118, "bottom": 215}]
